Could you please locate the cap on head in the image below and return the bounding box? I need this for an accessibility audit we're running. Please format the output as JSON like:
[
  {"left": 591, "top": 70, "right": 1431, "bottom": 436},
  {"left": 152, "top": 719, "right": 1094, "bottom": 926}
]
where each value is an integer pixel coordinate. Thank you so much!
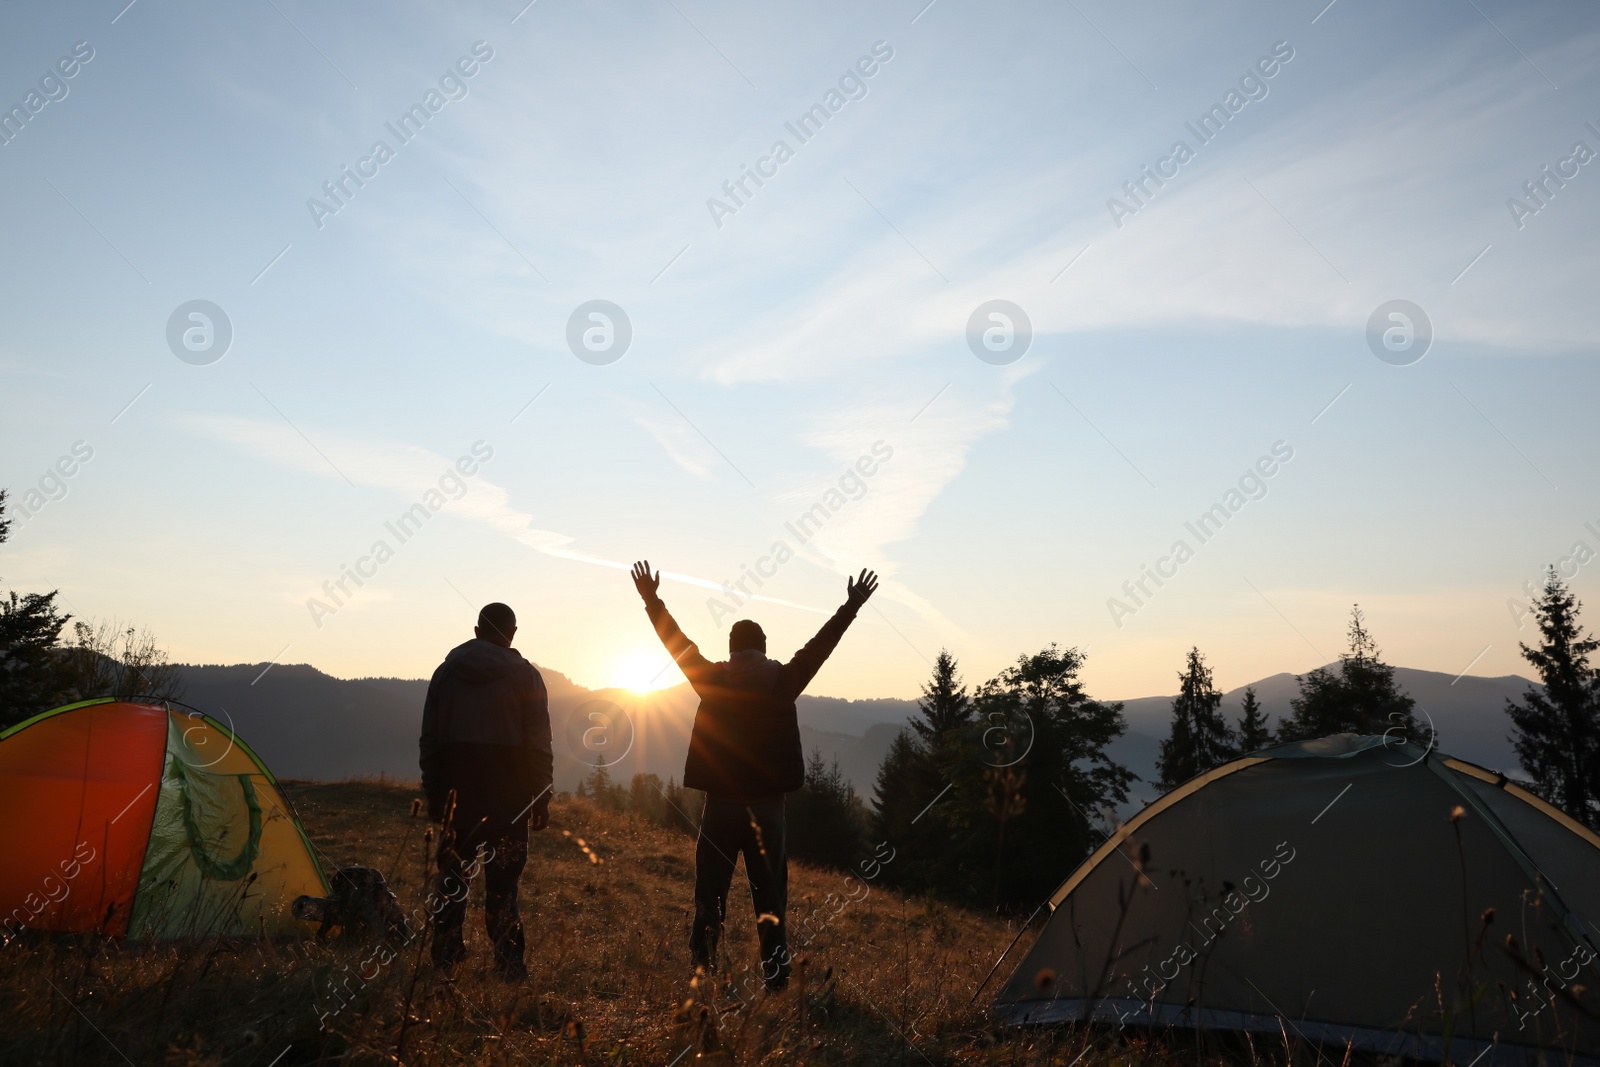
[
  {"left": 477, "top": 602, "right": 517, "bottom": 645},
  {"left": 729, "top": 619, "right": 766, "bottom": 655}
]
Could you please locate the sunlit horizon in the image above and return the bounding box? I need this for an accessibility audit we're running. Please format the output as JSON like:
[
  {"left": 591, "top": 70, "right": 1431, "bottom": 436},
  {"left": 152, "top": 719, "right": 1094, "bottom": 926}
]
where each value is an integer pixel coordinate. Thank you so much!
[{"left": 601, "top": 647, "right": 681, "bottom": 694}]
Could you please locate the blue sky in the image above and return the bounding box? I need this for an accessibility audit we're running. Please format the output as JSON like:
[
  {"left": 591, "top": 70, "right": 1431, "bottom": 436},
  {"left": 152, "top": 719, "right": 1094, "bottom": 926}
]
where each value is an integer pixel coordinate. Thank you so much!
[{"left": 2, "top": 0, "right": 1598, "bottom": 701}]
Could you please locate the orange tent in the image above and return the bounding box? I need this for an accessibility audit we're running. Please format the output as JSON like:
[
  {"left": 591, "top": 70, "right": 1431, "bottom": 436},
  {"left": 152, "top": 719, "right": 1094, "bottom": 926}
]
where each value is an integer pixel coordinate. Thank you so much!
[{"left": 0, "top": 698, "right": 328, "bottom": 939}]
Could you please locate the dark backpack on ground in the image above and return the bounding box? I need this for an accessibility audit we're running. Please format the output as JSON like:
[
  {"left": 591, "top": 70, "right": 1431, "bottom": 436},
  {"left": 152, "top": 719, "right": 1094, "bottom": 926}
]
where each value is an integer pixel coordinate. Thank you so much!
[{"left": 292, "top": 866, "right": 411, "bottom": 944}]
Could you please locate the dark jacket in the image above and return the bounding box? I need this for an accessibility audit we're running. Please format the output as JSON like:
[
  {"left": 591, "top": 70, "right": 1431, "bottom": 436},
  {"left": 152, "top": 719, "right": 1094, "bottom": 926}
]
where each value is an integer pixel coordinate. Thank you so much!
[
  {"left": 419, "top": 639, "right": 553, "bottom": 830},
  {"left": 643, "top": 595, "right": 861, "bottom": 796}
]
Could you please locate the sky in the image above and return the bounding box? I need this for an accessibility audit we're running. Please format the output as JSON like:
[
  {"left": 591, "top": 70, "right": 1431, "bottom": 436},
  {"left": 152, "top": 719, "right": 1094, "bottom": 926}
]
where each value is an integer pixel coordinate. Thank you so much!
[{"left": 2, "top": 0, "right": 1598, "bottom": 703}]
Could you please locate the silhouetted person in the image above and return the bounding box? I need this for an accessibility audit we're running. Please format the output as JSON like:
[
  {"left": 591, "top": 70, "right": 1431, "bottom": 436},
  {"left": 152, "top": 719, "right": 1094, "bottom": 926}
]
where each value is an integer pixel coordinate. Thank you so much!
[
  {"left": 630, "top": 560, "right": 878, "bottom": 991},
  {"left": 419, "top": 602, "right": 552, "bottom": 981}
]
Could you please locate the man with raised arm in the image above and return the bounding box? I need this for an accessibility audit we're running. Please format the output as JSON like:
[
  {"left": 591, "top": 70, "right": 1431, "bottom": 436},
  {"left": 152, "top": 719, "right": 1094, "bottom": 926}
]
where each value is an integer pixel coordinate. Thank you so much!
[
  {"left": 630, "top": 560, "right": 879, "bottom": 992},
  {"left": 419, "top": 601, "right": 553, "bottom": 982}
]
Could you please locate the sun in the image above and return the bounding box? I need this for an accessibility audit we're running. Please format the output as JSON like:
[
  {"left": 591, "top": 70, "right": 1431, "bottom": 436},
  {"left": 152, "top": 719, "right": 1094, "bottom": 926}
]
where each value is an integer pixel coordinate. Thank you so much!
[{"left": 606, "top": 647, "right": 678, "bottom": 693}]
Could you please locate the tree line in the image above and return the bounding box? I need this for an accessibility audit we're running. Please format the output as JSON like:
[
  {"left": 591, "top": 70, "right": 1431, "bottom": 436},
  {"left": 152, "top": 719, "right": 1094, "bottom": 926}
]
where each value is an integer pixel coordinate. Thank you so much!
[
  {"left": 1153, "top": 604, "right": 1425, "bottom": 789},
  {"left": 857, "top": 606, "right": 1436, "bottom": 910},
  {"left": 824, "top": 572, "right": 1600, "bottom": 913}
]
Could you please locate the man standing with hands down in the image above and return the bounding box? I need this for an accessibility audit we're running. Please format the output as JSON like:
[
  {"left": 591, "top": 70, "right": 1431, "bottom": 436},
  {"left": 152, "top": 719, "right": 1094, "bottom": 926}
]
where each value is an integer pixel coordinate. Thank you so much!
[
  {"left": 420, "top": 602, "right": 553, "bottom": 982},
  {"left": 630, "top": 560, "right": 879, "bottom": 992}
]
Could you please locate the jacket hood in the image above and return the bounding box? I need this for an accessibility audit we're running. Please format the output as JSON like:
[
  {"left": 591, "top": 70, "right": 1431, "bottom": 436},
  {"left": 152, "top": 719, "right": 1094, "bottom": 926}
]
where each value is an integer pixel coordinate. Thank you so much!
[{"left": 444, "top": 638, "right": 530, "bottom": 683}]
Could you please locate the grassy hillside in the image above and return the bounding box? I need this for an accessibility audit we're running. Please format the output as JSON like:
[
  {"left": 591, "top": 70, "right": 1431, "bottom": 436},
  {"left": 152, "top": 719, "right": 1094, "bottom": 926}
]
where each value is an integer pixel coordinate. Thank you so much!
[{"left": 2, "top": 778, "right": 1155, "bottom": 1066}]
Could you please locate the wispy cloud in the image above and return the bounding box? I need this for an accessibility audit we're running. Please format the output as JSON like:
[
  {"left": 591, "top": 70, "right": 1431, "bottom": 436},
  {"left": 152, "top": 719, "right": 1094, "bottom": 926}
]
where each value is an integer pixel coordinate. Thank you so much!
[
  {"left": 618, "top": 396, "right": 720, "bottom": 481},
  {"left": 185, "top": 414, "right": 821, "bottom": 611}
]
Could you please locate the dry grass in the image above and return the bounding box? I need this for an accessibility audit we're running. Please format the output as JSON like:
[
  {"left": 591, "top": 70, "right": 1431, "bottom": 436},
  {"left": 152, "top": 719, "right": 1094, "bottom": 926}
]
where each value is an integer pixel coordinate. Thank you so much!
[{"left": 1, "top": 779, "right": 1292, "bottom": 1066}]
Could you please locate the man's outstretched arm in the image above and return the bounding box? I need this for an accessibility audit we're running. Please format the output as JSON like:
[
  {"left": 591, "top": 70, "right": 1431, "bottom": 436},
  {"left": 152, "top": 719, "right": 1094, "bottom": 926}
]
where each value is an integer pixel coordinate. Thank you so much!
[
  {"left": 631, "top": 560, "right": 715, "bottom": 687},
  {"left": 784, "top": 568, "right": 879, "bottom": 698}
]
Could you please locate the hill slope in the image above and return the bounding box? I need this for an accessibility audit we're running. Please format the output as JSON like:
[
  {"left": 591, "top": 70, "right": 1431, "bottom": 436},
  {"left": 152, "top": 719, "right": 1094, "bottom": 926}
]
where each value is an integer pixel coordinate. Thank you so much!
[{"left": 0, "top": 781, "right": 1027, "bottom": 1065}]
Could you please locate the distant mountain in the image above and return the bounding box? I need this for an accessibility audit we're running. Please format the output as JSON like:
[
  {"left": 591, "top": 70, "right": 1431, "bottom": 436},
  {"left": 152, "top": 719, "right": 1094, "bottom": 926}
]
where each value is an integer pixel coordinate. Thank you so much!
[
  {"left": 1113, "top": 667, "right": 1537, "bottom": 807},
  {"left": 173, "top": 662, "right": 915, "bottom": 797},
  {"left": 170, "top": 661, "right": 1537, "bottom": 812}
]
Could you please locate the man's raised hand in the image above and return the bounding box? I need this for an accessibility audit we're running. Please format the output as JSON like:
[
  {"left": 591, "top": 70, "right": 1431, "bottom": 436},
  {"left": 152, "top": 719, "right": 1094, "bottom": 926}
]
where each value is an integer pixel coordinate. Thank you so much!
[
  {"left": 846, "top": 568, "right": 879, "bottom": 608},
  {"left": 631, "top": 560, "right": 661, "bottom": 602}
]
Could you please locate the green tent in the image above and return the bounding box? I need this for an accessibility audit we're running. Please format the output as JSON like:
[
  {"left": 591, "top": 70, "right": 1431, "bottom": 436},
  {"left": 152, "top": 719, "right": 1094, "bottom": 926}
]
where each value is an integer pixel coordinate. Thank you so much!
[
  {"left": 0, "top": 698, "right": 327, "bottom": 939},
  {"left": 994, "top": 734, "right": 1600, "bottom": 1063}
]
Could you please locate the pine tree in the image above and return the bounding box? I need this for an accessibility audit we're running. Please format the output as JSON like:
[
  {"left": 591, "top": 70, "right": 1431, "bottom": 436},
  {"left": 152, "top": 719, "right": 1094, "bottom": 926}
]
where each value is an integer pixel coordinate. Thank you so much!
[
  {"left": 870, "top": 644, "right": 1135, "bottom": 910},
  {"left": 788, "top": 750, "right": 866, "bottom": 869},
  {"left": 0, "top": 490, "right": 72, "bottom": 727},
  {"left": 911, "top": 649, "right": 971, "bottom": 747},
  {"left": 1236, "top": 686, "right": 1274, "bottom": 751},
  {"left": 873, "top": 652, "right": 968, "bottom": 892},
  {"left": 584, "top": 754, "right": 618, "bottom": 809},
  {"left": 1507, "top": 569, "right": 1600, "bottom": 828},
  {"left": 1277, "top": 606, "right": 1421, "bottom": 743},
  {"left": 661, "top": 777, "right": 704, "bottom": 834},
  {"left": 872, "top": 730, "right": 940, "bottom": 840},
  {"left": 870, "top": 728, "right": 945, "bottom": 889},
  {"left": 628, "top": 772, "right": 668, "bottom": 825},
  {"left": 1156, "top": 647, "right": 1237, "bottom": 789}
]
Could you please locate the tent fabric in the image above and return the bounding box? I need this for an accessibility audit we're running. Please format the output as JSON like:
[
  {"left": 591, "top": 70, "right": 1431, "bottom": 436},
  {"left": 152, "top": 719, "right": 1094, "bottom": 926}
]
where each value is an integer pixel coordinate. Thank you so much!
[
  {"left": 0, "top": 698, "right": 327, "bottom": 939},
  {"left": 994, "top": 733, "right": 1600, "bottom": 1065},
  {"left": 0, "top": 699, "right": 167, "bottom": 936}
]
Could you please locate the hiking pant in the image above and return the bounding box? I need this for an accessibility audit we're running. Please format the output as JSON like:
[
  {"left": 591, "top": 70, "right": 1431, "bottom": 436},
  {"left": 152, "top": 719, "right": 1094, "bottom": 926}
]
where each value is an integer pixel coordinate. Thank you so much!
[
  {"left": 691, "top": 799, "right": 789, "bottom": 986},
  {"left": 432, "top": 816, "right": 528, "bottom": 975}
]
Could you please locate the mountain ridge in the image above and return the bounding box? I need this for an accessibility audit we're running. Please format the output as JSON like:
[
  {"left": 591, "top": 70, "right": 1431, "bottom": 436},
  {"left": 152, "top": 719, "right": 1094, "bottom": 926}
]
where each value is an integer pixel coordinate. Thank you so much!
[{"left": 166, "top": 660, "right": 1540, "bottom": 807}]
